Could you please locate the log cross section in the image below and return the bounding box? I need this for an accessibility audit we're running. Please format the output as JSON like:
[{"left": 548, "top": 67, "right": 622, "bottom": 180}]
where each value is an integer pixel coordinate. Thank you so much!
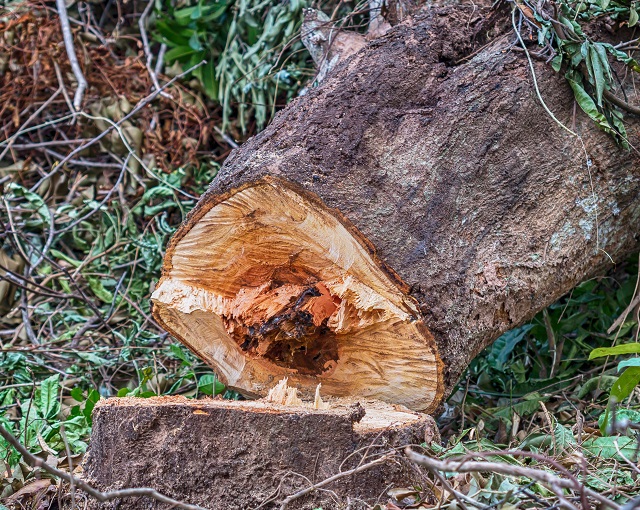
[{"left": 152, "top": 178, "right": 443, "bottom": 411}]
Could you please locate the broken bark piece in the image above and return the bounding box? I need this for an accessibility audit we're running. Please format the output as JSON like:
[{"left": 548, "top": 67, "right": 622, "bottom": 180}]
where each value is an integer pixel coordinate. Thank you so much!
[
  {"left": 152, "top": 178, "right": 443, "bottom": 412},
  {"left": 301, "top": 8, "right": 366, "bottom": 84},
  {"left": 82, "top": 396, "right": 438, "bottom": 510}
]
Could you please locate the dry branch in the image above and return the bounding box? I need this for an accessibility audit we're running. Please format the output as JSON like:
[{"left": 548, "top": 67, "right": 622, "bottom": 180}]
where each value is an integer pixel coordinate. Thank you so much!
[
  {"left": 55, "top": 0, "right": 87, "bottom": 110},
  {"left": 405, "top": 448, "right": 620, "bottom": 510}
]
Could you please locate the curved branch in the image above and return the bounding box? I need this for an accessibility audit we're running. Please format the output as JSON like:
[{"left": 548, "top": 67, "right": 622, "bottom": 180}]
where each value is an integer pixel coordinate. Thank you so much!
[{"left": 604, "top": 89, "right": 640, "bottom": 116}]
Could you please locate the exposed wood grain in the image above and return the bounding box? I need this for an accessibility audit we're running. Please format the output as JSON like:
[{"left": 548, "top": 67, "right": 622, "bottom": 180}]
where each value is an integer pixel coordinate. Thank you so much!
[{"left": 153, "top": 178, "right": 443, "bottom": 411}]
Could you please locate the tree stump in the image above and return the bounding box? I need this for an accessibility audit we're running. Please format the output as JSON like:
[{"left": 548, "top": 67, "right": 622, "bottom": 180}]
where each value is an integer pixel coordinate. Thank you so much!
[{"left": 82, "top": 396, "right": 438, "bottom": 510}]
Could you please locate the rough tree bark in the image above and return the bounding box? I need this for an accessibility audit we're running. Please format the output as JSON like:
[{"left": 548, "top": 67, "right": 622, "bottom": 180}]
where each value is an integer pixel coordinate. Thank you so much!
[
  {"left": 83, "top": 396, "right": 438, "bottom": 509},
  {"left": 152, "top": 3, "right": 640, "bottom": 412}
]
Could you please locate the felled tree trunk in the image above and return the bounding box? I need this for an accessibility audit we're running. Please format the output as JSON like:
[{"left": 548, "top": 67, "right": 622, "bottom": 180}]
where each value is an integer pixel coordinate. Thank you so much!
[{"left": 152, "top": 3, "right": 640, "bottom": 412}]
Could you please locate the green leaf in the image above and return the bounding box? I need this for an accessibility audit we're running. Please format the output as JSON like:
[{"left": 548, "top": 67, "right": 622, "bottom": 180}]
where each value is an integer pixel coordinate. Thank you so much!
[
  {"left": 202, "top": 60, "right": 218, "bottom": 100},
  {"left": 49, "top": 249, "right": 81, "bottom": 268},
  {"left": 87, "top": 277, "right": 114, "bottom": 304},
  {"left": 567, "top": 78, "right": 610, "bottom": 130},
  {"left": 70, "top": 387, "right": 85, "bottom": 402},
  {"left": 630, "top": 6, "right": 639, "bottom": 27},
  {"left": 583, "top": 436, "right": 638, "bottom": 461},
  {"left": 173, "top": 6, "right": 202, "bottom": 24},
  {"left": 551, "top": 53, "right": 563, "bottom": 72},
  {"left": 611, "top": 367, "right": 640, "bottom": 402},
  {"left": 491, "top": 325, "right": 534, "bottom": 370},
  {"left": 164, "top": 45, "right": 198, "bottom": 62},
  {"left": 590, "top": 343, "right": 640, "bottom": 359},
  {"left": 83, "top": 389, "right": 101, "bottom": 426},
  {"left": 598, "top": 408, "right": 640, "bottom": 429},
  {"left": 577, "top": 375, "right": 617, "bottom": 398},
  {"left": 39, "top": 375, "right": 60, "bottom": 420},
  {"left": 200, "top": 3, "right": 229, "bottom": 22},
  {"left": 188, "top": 32, "right": 203, "bottom": 52},
  {"left": 154, "top": 20, "right": 191, "bottom": 46},
  {"left": 601, "top": 367, "right": 640, "bottom": 433},
  {"left": 198, "top": 374, "right": 225, "bottom": 396},
  {"left": 593, "top": 43, "right": 612, "bottom": 82},
  {"left": 587, "top": 44, "right": 606, "bottom": 106},
  {"left": 617, "top": 357, "right": 640, "bottom": 371},
  {"left": 491, "top": 394, "right": 546, "bottom": 421},
  {"left": 6, "top": 183, "right": 51, "bottom": 225},
  {"left": 170, "top": 345, "right": 192, "bottom": 366}
]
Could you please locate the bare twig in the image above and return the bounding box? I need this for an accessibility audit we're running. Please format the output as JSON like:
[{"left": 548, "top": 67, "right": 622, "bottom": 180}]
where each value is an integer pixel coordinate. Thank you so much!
[
  {"left": 30, "top": 60, "right": 206, "bottom": 193},
  {"left": 0, "top": 422, "right": 209, "bottom": 510},
  {"left": 139, "top": 0, "right": 169, "bottom": 97},
  {"left": 279, "top": 453, "right": 394, "bottom": 509},
  {"left": 53, "top": 60, "right": 75, "bottom": 114},
  {"left": 57, "top": 153, "right": 131, "bottom": 234},
  {"left": 621, "top": 494, "right": 640, "bottom": 510},
  {"left": 604, "top": 89, "right": 640, "bottom": 116},
  {"left": 60, "top": 425, "right": 76, "bottom": 510},
  {"left": 405, "top": 448, "right": 620, "bottom": 510},
  {"left": 430, "top": 468, "right": 475, "bottom": 510},
  {"left": 55, "top": 0, "right": 87, "bottom": 110},
  {"left": 154, "top": 43, "right": 167, "bottom": 76},
  {"left": 214, "top": 125, "right": 239, "bottom": 149},
  {"left": 0, "top": 88, "right": 62, "bottom": 161},
  {"left": 608, "top": 254, "right": 640, "bottom": 335}
]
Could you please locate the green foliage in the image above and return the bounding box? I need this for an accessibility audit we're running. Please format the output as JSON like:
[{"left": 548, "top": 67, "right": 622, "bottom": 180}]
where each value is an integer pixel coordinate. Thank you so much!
[
  {"left": 459, "top": 258, "right": 639, "bottom": 430},
  {"left": 524, "top": 0, "right": 640, "bottom": 145},
  {"left": 153, "top": 0, "right": 311, "bottom": 132},
  {"left": 0, "top": 376, "right": 91, "bottom": 467},
  {"left": 0, "top": 156, "right": 227, "bottom": 486}
]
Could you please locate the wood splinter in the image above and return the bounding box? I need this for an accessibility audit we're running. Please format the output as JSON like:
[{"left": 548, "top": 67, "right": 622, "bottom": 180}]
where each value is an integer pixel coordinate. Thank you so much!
[{"left": 152, "top": 177, "right": 443, "bottom": 412}]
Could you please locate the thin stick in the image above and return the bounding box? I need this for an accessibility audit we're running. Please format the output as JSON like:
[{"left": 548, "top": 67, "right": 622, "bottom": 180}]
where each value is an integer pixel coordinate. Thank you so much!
[
  {"left": 56, "top": 0, "right": 87, "bottom": 110},
  {"left": 279, "top": 453, "right": 393, "bottom": 509},
  {"left": 0, "top": 423, "right": 209, "bottom": 510},
  {"left": 430, "top": 468, "right": 473, "bottom": 510},
  {"left": 405, "top": 448, "right": 620, "bottom": 510},
  {"left": 604, "top": 89, "right": 640, "bottom": 116},
  {"left": 214, "top": 125, "right": 239, "bottom": 149},
  {"left": 139, "top": 0, "right": 169, "bottom": 97},
  {"left": 30, "top": 60, "right": 205, "bottom": 192},
  {"left": 53, "top": 60, "right": 75, "bottom": 114},
  {"left": 0, "top": 88, "right": 62, "bottom": 161}
]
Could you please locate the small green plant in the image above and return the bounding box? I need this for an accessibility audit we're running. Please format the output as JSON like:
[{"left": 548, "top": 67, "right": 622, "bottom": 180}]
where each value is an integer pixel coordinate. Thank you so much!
[
  {"left": 519, "top": 0, "right": 640, "bottom": 146},
  {"left": 153, "top": 0, "right": 311, "bottom": 132},
  {"left": 0, "top": 375, "right": 92, "bottom": 467},
  {"left": 589, "top": 336, "right": 640, "bottom": 433}
]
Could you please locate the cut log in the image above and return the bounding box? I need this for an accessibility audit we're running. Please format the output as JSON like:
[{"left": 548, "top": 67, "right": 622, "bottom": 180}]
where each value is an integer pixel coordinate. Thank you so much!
[
  {"left": 153, "top": 3, "right": 640, "bottom": 411},
  {"left": 82, "top": 396, "right": 438, "bottom": 510}
]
